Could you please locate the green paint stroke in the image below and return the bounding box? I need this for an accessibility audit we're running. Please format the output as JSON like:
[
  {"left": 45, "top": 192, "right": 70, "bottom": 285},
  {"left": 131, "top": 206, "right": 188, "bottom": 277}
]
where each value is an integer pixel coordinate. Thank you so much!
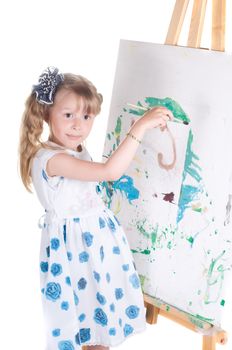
[
  {"left": 103, "top": 115, "right": 123, "bottom": 159},
  {"left": 128, "top": 97, "right": 190, "bottom": 123},
  {"left": 131, "top": 248, "right": 151, "bottom": 255},
  {"left": 146, "top": 97, "right": 190, "bottom": 123},
  {"left": 204, "top": 250, "right": 226, "bottom": 305},
  {"left": 177, "top": 130, "right": 203, "bottom": 223},
  {"left": 151, "top": 224, "right": 158, "bottom": 248},
  {"left": 115, "top": 116, "right": 122, "bottom": 136},
  {"left": 138, "top": 274, "right": 150, "bottom": 292},
  {"left": 136, "top": 219, "right": 150, "bottom": 239},
  {"left": 134, "top": 219, "right": 179, "bottom": 253},
  {"left": 189, "top": 314, "right": 214, "bottom": 329},
  {"left": 182, "top": 129, "right": 202, "bottom": 183},
  {"left": 220, "top": 299, "right": 225, "bottom": 306},
  {"left": 187, "top": 236, "right": 194, "bottom": 245}
]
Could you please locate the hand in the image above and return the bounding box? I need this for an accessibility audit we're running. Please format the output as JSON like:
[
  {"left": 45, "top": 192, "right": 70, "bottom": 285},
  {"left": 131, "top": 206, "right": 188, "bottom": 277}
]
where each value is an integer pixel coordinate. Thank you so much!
[{"left": 139, "top": 106, "right": 174, "bottom": 130}]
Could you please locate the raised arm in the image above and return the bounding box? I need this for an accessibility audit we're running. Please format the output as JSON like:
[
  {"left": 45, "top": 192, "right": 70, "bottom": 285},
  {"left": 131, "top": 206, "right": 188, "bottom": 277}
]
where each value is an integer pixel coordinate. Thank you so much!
[{"left": 47, "top": 107, "right": 173, "bottom": 182}]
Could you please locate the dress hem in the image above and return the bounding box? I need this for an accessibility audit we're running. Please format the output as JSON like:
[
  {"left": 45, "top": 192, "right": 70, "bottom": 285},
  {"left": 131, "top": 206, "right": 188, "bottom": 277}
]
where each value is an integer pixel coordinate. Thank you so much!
[{"left": 80, "top": 325, "right": 147, "bottom": 347}]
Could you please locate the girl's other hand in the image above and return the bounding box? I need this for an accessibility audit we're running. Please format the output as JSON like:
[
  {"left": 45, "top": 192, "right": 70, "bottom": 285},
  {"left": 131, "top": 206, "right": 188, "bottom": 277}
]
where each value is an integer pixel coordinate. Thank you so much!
[{"left": 139, "top": 107, "right": 174, "bottom": 130}]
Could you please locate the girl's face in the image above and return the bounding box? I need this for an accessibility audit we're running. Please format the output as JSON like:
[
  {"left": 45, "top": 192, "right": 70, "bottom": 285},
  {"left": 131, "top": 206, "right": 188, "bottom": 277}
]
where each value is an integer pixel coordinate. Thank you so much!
[{"left": 48, "top": 89, "right": 96, "bottom": 151}]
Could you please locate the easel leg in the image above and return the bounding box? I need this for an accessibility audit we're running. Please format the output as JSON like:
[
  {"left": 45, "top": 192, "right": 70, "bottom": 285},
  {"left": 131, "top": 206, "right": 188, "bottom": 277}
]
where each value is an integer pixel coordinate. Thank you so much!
[
  {"left": 145, "top": 301, "right": 159, "bottom": 324},
  {"left": 202, "top": 334, "right": 217, "bottom": 350}
]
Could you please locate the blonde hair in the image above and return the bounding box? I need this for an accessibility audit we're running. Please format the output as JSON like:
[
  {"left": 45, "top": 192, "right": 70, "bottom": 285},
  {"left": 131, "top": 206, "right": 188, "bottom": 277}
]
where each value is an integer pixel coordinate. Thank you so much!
[{"left": 19, "top": 73, "right": 103, "bottom": 191}]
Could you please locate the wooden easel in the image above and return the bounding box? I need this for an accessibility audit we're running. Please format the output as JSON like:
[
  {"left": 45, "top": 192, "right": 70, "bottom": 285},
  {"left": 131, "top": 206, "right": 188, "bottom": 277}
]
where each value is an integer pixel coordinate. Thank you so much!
[
  {"left": 82, "top": 1, "right": 228, "bottom": 350},
  {"left": 144, "top": 1, "right": 228, "bottom": 350}
]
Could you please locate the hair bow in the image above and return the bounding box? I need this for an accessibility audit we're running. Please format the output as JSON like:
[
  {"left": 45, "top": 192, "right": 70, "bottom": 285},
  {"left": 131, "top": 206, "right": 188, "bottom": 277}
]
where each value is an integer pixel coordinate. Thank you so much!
[{"left": 32, "top": 66, "right": 64, "bottom": 105}]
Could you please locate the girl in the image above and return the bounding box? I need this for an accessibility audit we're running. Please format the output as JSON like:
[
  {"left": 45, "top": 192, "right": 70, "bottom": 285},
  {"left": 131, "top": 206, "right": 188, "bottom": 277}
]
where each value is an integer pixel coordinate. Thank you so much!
[{"left": 19, "top": 67, "right": 173, "bottom": 350}]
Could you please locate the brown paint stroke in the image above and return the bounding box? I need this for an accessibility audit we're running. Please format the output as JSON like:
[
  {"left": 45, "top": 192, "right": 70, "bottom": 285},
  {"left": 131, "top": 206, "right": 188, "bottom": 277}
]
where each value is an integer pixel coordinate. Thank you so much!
[
  {"left": 157, "top": 126, "right": 176, "bottom": 170},
  {"left": 162, "top": 192, "right": 175, "bottom": 203}
]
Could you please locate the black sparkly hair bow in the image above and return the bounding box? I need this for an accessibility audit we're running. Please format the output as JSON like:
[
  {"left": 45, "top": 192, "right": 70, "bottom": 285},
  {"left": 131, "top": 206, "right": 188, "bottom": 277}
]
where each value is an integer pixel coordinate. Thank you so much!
[{"left": 32, "top": 66, "right": 64, "bottom": 105}]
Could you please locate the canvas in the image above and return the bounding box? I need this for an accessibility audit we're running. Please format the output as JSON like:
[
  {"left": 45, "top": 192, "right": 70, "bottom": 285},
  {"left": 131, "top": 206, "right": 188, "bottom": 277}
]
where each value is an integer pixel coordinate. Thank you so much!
[{"left": 100, "top": 40, "right": 232, "bottom": 329}]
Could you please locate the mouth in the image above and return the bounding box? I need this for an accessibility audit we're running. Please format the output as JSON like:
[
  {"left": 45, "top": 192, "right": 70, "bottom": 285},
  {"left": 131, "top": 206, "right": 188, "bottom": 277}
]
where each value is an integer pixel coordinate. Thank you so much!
[{"left": 66, "top": 134, "right": 82, "bottom": 140}]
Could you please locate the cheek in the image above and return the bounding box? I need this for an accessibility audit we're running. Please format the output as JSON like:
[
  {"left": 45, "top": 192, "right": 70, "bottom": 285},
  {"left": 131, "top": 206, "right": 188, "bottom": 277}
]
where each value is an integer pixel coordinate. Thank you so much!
[{"left": 50, "top": 120, "right": 65, "bottom": 137}]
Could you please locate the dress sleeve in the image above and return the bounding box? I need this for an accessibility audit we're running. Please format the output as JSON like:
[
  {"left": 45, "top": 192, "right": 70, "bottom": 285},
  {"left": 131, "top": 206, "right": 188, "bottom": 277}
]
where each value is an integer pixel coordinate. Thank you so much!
[{"left": 35, "top": 148, "right": 65, "bottom": 188}]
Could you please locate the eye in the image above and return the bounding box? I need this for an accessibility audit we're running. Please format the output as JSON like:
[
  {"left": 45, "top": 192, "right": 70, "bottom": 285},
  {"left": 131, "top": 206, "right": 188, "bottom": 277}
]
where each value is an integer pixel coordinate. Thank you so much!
[
  {"left": 65, "top": 113, "right": 73, "bottom": 119},
  {"left": 84, "top": 114, "right": 91, "bottom": 120}
]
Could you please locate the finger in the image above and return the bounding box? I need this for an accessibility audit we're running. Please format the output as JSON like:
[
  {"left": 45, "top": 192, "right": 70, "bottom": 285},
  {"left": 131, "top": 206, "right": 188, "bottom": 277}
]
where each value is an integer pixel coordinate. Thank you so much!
[
  {"left": 161, "top": 114, "right": 170, "bottom": 122},
  {"left": 160, "top": 125, "right": 167, "bottom": 132},
  {"left": 165, "top": 112, "right": 174, "bottom": 121},
  {"left": 159, "top": 119, "right": 168, "bottom": 127}
]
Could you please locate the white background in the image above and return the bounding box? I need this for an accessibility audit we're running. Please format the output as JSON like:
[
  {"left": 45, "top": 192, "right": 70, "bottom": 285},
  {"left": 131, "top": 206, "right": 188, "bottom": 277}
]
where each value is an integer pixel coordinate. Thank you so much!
[{"left": 1, "top": 0, "right": 232, "bottom": 349}]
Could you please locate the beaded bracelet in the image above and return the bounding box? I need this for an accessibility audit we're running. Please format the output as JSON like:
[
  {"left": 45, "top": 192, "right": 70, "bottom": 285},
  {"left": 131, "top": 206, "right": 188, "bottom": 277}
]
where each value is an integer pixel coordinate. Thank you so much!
[{"left": 126, "top": 132, "right": 142, "bottom": 144}]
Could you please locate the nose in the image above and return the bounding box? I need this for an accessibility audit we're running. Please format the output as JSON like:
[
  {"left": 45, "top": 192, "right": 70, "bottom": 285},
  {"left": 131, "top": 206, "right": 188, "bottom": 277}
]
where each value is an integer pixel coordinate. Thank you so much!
[{"left": 72, "top": 117, "right": 82, "bottom": 130}]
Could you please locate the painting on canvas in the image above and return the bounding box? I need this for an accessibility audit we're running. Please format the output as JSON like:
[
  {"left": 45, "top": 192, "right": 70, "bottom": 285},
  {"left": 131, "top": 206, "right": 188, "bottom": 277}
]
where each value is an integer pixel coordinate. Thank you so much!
[{"left": 100, "top": 40, "right": 232, "bottom": 328}]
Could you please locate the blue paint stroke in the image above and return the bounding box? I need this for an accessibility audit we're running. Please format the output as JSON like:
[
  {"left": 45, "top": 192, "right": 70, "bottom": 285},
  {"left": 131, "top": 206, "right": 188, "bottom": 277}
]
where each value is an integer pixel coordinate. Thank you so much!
[
  {"left": 99, "top": 175, "right": 139, "bottom": 207},
  {"left": 177, "top": 185, "right": 202, "bottom": 223}
]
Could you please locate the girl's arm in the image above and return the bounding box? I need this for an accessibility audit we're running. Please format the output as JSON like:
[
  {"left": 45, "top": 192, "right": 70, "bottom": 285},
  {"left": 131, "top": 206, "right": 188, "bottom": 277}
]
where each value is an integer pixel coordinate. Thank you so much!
[{"left": 47, "top": 107, "right": 173, "bottom": 182}]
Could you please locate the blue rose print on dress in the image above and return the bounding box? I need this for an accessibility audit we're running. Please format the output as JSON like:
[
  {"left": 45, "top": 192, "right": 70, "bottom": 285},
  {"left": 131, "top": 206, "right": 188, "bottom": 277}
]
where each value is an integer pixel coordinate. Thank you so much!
[
  {"left": 122, "top": 236, "right": 127, "bottom": 244},
  {"left": 46, "top": 245, "right": 50, "bottom": 257},
  {"left": 114, "top": 215, "right": 121, "bottom": 226},
  {"left": 122, "top": 264, "right": 129, "bottom": 271},
  {"left": 42, "top": 169, "right": 48, "bottom": 181},
  {"left": 77, "top": 278, "right": 87, "bottom": 290},
  {"left": 63, "top": 224, "right": 67, "bottom": 243},
  {"left": 40, "top": 261, "right": 48, "bottom": 273},
  {"left": 93, "top": 271, "right": 100, "bottom": 283},
  {"left": 107, "top": 218, "right": 116, "bottom": 232},
  {"left": 82, "top": 232, "right": 93, "bottom": 247},
  {"left": 79, "top": 251, "right": 89, "bottom": 263},
  {"left": 51, "top": 238, "right": 60, "bottom": 251},
  {"left": 129, "top": 273, "right": 140, "bottom": 289},
  {"left": 125, "top": 305, "right": 140, "bottom": 319},
  {"left": 75, "top": 328, "right": 91, "bottom": 344},
  {"left": 109, "top": 328, "right": 116, "bottom": 336},
  {"left": 93, "top": 308, "right": 108, "bottom": 326},
  {"left": 99, "top": 217, "right": 105, "bottom": 228},
  {"left": 65, "top": 276, "right": 71, "bottom": 286},
  {"left": 45, "top": 282, "right": 62, "bottom": 302},
  {"left": 113, "top": 246, "right": 120, "bottom": 254},
  {"left": 58, "top": 340, "right": 75, "bottom": 350},
  {"left": 51, "top": 263, "right": 63, "bottom": 277},
  {"left": 73, "top": 291, "right": 79, "bottom": 305},
  {"left": 73, "top": 217, "right": 80, "bottom": 223},
  {"left": 52, "top": 328, "right": 61, "bottom": 337},
  {"left": 96, "top": 292, "right": 106, "bottom": 305},
  {"left": 61, "top": 301, "right": 69, "bottom": 310},
  {"left": 78, "top": 313, "right": 86, "bottom": 322},
  {"left": 115, "top": 288, "right": 124, "bottom": 300},
  {"left": 106, "top": 272, "right": 111, "bottom": 283},
  {"left": 110, "top": 303, "right": 115, "bottom": 312},
  {"left": 67, "top": 251, "right": 72, "bottom": 261},
  {"left": 119, "top": 318, "right": 122, "bottom": 327},
  {"left": 100, "top": 246, "right": 104, "bottom": 262},
  {"left": 123, "top": 324, "right": 134, "bottom": 337}
]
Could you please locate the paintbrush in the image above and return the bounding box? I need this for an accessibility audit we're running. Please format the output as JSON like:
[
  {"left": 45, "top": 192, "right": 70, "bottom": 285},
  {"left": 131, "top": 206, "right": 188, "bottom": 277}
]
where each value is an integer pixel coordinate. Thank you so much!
[{"left": 127, "top": 103, "right": 189, "bottom": 125}]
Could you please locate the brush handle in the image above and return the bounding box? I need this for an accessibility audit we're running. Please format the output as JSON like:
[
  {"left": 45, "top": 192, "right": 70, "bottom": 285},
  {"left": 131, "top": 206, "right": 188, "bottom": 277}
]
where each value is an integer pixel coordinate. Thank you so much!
[{"left": 127, "top": 103, "right": 188, "bottom": 125}]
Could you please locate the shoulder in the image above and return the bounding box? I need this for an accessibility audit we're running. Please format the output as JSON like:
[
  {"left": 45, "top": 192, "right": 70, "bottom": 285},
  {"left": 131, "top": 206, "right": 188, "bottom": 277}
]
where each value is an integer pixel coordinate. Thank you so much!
[
  {"left": 32, "top": 146, "right": 66, "bottom": 187},
  {"left": 34, "top": 146, "right": 66, "bottom": 167}
]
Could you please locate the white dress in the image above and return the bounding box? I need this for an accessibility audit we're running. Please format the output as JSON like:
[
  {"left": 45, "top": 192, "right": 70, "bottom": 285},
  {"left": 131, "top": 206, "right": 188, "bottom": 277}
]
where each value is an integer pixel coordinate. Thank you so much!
[{"left": 32, "top": 142, "right": 146, "bottom": 350}]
